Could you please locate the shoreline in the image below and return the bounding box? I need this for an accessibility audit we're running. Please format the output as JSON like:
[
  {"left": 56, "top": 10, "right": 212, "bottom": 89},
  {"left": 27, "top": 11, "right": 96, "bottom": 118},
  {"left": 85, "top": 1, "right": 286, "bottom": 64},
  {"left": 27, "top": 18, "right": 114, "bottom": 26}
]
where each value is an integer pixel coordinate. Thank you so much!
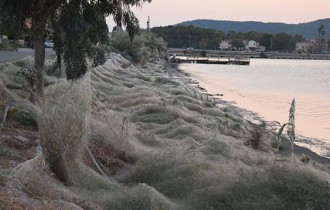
[
  {"left": 169, "top": 49, "right": 330, "bottom": 60},
  {"left": 170, "top": 63, "right": 330, "bottom": 165},
  {"left": 1, "top": 54, "right": 330, "bottom": 208}
]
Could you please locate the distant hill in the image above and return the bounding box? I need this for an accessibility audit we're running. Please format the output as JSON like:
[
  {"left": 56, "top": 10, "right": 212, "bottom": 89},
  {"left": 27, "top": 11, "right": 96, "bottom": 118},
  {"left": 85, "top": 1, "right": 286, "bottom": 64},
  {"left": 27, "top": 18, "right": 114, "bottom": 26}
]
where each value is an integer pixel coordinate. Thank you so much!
[{"left": 179, "top": 19, "right": 330, "bottom": 40}]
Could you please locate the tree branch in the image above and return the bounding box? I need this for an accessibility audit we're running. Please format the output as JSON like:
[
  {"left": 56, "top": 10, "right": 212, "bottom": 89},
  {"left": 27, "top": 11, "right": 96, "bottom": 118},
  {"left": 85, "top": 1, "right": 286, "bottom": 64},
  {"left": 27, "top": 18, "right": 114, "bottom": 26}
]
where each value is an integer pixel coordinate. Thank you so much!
[{"left": 40, "top": 0, "right": 65, "bottom": 20}]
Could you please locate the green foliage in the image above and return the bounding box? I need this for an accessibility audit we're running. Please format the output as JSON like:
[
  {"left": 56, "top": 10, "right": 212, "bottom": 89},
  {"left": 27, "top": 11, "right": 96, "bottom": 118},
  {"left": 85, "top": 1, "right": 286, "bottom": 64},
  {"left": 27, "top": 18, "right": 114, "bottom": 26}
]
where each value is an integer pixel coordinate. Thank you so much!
[
  {"left": 151, "top": 25, "right": 225, "bottom": 50},
  {"left": 152, "top": 24, "right": 304, "bottom": 52},
  {"left": 273, "top": 33, "right": 296, "bottom": 52},
  {"left": 190, "top": 167, "right": 330, "bottom": 210},
  {"left": 51, "top": 1, "right": 108, "bottom": 80},
  {"left": 260, "top": 33, "right": 273, "bottom": 50},
  {"left": 231, "top": 39, "right": 244, "bottom": 50},
  {"left": 0, "top": 0, "right": 32, "bottom": 39},
  {"left": 1, "top": 0, "right": 152, "bottom": 82}
]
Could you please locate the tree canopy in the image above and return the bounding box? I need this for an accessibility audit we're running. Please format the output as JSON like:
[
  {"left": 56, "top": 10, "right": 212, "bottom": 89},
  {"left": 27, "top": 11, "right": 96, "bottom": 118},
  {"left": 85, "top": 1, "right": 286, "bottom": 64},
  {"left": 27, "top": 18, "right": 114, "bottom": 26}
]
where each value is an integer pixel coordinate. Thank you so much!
[
  {"left": 151, "top": 25, "right": 225, "bottom": 50},
  {"left": 0, "top": 0, "right": 151, "bottom": 101}
]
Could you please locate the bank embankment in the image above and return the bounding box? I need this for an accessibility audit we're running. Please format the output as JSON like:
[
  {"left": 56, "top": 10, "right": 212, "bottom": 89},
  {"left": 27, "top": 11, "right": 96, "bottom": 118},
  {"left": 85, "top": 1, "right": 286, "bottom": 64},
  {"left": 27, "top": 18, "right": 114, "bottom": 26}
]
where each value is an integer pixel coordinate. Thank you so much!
[{"left": 0, "top": 54, "right": 329, "bottom": 209}]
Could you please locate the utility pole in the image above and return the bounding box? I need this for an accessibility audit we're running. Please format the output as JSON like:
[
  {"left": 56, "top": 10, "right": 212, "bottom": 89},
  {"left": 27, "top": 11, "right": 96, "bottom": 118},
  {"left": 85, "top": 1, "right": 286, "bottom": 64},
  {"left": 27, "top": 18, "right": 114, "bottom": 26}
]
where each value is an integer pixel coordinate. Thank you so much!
[
  {"left": 194, "top": 36, "right": 197, "bottom": 49},
  {"left": 147, "top": 16, "right": 150, "bottom": 35}
]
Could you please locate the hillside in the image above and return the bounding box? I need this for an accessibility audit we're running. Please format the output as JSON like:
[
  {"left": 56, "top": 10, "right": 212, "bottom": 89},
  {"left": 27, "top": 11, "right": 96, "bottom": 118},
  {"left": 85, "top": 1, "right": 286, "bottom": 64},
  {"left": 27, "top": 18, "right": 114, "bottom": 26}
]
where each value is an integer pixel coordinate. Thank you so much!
[{"left": 179, "top": 18, "right": 330, "bottom": 40}]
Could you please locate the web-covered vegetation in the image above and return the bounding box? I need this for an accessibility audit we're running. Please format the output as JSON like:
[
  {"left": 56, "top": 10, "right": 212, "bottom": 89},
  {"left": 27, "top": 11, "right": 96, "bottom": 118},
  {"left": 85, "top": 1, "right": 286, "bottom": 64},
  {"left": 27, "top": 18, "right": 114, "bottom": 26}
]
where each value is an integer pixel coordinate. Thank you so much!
[{"left": 0, "top": 50, "right": 329, "bottom": 209}]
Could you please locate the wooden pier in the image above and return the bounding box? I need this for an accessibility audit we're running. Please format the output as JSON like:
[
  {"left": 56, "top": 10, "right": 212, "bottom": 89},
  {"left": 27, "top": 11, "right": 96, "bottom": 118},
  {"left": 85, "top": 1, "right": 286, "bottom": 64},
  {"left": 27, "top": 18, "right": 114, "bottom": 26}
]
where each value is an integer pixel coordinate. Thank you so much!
[{"left": 171, "top": 56, "right": 250, "bottom": 65}]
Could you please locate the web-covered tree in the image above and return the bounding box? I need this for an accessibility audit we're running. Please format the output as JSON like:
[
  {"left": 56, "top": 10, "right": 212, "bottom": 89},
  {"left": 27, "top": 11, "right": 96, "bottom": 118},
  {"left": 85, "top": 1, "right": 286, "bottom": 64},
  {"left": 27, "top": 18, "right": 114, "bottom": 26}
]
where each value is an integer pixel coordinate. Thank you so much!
[{"left": 0, "top": 0, "right": 150, "bottom": 102}]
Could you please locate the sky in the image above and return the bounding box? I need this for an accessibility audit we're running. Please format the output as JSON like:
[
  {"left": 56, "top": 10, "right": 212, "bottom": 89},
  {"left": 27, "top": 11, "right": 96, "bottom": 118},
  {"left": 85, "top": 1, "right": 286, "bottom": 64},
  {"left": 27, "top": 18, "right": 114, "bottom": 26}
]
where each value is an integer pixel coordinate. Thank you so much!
[{"left": 106, "top": 0, "right": 330, "bottom": 29}]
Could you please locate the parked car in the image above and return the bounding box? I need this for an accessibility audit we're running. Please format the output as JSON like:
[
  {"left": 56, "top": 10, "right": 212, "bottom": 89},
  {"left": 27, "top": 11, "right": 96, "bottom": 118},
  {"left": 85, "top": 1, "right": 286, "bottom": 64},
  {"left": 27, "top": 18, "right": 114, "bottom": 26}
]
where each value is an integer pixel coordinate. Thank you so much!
[{"left": 45, "top": 40, "right": 54, "bottom": 48}]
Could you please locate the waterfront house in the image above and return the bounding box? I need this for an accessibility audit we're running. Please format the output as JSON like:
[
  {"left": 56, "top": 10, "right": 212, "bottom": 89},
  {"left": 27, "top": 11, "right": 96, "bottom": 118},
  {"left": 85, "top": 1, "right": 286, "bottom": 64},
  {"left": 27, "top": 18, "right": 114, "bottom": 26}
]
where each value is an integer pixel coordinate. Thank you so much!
[
  {"left": 219, "top": 40, "right": 232, "bottom": 50},
  {"left": 296, "top": 41, "right": 312, "bottom": 52},
  {"left": 245, "top": 40, "right": 265, "bottom": 52}
]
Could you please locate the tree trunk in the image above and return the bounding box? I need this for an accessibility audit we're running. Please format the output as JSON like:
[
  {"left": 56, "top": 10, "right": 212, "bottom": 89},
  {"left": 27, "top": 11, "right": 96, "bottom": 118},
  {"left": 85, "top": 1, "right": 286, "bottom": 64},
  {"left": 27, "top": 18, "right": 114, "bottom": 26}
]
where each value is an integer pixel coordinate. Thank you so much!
[{"left": 34, "top": 19, "right": 46, "bottom": 104}]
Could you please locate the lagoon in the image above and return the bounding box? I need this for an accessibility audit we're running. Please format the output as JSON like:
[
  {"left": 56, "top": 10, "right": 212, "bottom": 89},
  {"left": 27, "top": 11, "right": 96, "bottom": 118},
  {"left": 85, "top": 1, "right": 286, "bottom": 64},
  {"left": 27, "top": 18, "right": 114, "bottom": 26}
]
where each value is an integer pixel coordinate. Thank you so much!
[{"left": 179, "top": 59, "right": 330, "bottom": 157}]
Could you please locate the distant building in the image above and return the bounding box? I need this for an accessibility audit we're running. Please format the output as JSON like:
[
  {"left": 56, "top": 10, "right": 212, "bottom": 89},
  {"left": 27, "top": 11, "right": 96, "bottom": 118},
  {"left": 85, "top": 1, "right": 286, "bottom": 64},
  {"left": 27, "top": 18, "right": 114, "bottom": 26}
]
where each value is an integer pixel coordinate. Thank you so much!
[
  {"left": 219, "top": 40, "right": 232, "bottom": 50},
  {"left": 296, "top": 39, "right": 328, "bottom": 53},
  {"left": 259, "top": 45, "right": 266, "bottom": 52},
  {"left": 220, "top": 39, "right": 265, "bottom": 52},
  {"left": 245, "top": 40, "right": 265, "bottom": 52},
  {"left": 296, "top": 41, "right": 312, "bottom": 52}
]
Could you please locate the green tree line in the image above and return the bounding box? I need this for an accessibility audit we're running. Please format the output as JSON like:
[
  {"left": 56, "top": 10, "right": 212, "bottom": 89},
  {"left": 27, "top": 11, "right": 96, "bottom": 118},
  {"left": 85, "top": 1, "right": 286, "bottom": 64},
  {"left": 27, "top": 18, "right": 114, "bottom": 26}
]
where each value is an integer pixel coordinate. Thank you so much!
[
  {"left": 151, "top": 25, "right": 225, "bottom": 50},
  {"left": 152, "top": 25, "right": 305, "bottom": 52}
]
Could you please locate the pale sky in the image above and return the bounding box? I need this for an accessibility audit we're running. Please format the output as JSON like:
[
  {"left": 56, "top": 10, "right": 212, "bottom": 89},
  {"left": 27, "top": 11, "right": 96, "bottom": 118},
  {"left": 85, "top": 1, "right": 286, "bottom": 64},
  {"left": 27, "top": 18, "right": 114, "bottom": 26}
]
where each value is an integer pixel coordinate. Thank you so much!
[{"left": 107, "top": 0, "right": 330, "bottom": 29}]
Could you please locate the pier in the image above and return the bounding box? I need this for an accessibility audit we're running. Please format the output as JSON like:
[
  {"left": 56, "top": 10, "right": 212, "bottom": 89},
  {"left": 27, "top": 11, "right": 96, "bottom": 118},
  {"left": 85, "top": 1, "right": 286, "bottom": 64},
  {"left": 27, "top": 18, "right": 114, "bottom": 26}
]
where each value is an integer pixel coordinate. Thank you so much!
[
  {"left": 170, "top": 56, "right": 250, "bottom": 65},
  {"left": 169, "top": 48, "right": 330, "bottom": 61}
]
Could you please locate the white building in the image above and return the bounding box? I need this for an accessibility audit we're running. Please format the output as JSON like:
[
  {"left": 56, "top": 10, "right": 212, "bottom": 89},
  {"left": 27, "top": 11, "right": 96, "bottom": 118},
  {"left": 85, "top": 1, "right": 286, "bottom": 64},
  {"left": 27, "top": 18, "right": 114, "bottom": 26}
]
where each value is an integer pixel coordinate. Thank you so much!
[
  {"left": 296, "top": 41, "right": 311, "bottom": 52},
  {"left": 245, "top": 40, "right": 265, "bottom": 52},
  {"left": 219, "top": 40, "right": 232, "bottom": 50}
]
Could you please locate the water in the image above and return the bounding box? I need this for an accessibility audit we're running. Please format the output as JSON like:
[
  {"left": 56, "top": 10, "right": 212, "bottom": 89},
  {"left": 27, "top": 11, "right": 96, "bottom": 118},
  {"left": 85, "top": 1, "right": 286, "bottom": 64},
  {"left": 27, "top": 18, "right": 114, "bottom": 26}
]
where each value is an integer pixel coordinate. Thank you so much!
[{"left": 179, "top": 59, "right": 330, "bottom": 157}]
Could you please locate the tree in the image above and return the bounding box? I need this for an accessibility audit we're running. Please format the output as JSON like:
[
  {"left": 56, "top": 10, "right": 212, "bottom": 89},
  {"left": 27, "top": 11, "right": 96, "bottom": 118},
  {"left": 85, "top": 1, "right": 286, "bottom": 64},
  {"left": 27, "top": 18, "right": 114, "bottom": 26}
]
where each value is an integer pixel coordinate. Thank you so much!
[
  {"left": 260, "top": 33, "right": 273, "bottom": 51},
  {"left": 293, "top": 34, "right": 305, "bottom": 43},
  {"left": 273, "top": 33, "right": 295, "bottom": 52},
  {"left": 231, "top": 39, "right": 244, "bottom": 51},
  {"left": 226, "top": 30, "right": 236, "bottom": 39},
  {"left": 0, "top": 0, "right": 150, "bottom": 103},
  {"left": 198, "top": 38, "right": 208, "bottom": 49},
  {"left": 245, "top": 31, "right": 263, "bottom": 42},
  {"left": 317, "top": 25, "right": 326, "bottom": 53},
  {"left": 151, "top": 25, "right": 225, "bottom": 50}
]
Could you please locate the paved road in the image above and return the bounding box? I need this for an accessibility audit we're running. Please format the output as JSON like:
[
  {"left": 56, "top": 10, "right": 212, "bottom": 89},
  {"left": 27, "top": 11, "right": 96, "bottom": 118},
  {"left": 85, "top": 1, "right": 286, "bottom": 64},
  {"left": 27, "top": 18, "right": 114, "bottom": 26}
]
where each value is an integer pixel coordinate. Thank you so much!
[{"left": 0, "top": 48, "right": 55, "bottom": 63}]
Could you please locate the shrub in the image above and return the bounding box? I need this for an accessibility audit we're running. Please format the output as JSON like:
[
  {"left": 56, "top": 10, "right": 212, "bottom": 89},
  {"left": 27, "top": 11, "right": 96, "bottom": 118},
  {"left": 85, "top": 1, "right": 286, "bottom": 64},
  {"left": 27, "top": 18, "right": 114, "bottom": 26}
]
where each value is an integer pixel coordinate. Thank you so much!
[
  {"left": 247, "top": 122, "right": 268, "bottom": 150},
  {"left": 0, "top": 39, "right": 14, "bottom": 51},
  {"left": 110, "top": 31, "right": 168, "bottom": 64},
  {"left": 300, "top": 154, "right": 310, "bottom": 164}
]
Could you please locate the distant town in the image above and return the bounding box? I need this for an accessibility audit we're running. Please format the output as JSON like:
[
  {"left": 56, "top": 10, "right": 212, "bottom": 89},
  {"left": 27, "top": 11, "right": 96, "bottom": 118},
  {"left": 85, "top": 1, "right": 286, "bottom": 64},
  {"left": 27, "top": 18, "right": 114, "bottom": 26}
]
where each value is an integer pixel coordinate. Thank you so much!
[{"left": 152, "top": 23, "right": 330, "bottom": 54}]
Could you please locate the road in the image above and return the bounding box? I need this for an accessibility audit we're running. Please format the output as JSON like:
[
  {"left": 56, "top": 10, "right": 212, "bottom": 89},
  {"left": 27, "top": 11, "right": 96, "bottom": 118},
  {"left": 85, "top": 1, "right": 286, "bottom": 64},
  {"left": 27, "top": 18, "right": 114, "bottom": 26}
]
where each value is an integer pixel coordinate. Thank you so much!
[{"left": 0, "top": 48, "right": 55, "bottom": 63}]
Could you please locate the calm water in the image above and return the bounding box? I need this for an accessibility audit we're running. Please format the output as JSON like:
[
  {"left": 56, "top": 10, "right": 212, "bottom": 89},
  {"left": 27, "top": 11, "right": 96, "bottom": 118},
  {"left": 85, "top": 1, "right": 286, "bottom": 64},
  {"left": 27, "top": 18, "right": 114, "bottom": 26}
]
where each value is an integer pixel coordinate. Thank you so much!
[{"left": 179, "top": 59, "right": 330, "bottom": 156}]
